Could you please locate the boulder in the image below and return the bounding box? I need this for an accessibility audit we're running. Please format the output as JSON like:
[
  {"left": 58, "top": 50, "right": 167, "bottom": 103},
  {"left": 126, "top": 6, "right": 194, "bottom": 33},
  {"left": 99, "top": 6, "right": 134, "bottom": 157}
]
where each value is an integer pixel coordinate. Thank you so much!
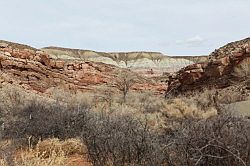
[
  {"left": 0, "top": 43, "right": 8, "bottom": 48},
  {"left": 4, "top": 52, "right": 11, "bottom": 57},
  {"left": 55, "top": 60, "right": 65, "bottom": 69}
]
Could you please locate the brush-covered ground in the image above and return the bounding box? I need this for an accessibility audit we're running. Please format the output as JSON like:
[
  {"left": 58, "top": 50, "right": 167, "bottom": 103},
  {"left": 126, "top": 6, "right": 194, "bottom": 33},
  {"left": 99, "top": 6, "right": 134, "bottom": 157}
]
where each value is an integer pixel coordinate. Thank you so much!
[
  {"left": 0, "top": 38, "right": 249, "bottom": 165},
  {"left": 0, "top": 81, "right": 249, "bottom": 166}
]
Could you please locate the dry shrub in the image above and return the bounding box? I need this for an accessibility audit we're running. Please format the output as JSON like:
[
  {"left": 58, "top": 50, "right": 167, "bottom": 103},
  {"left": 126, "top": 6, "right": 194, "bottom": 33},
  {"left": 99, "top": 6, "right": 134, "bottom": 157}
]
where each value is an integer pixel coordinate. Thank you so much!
[
  {"left": 50, "top": 88, "right": 93, "bottom": 108},
  {"left": 218, "top": 88, "right": 247, "bottom": 104},
  {"left": 201, "top": 107, "right": 217, "bottom": 119},
  {"left": 162, "top": 89, "right": 219, "bottom": 124},
  {"left": 0, "top": 132, "right": 13, "bottom": 165},
  {"left": 36, "top": 138, "right": 87, "bottom": 157},
  {"left": 0, "top": 84, "right": 55, "bottom": 112},
  {"left": 81, "top": 112, "right": 171, "bottom": 166},
  {"left": 170, "top": 111, "right": 250, "bottom": 166},
  {"left": 125, "top": 92, "right": 165, "bottom": 114},
  {"left": 141, "top": 112, "right": 165, "bottom": 130},
  {"left": 61, "top": 139, "right": 87, "bottom": 156},
  {"left": 165, "top": 98, "right": 200, "bottom": 118},
  {"left": 0, "top": 139, "right": 88, "bottom": 166},
  {"left": 163, "top": 98, "right": 217, "bottom": 120},
  {"left": 123, "top": 92, "right": 143, "bottom": 107},
  {"left": 15, "top": 148, "right": 66, "bottom": 166},
  {"left": 0, "top": 159, "right": 7, "bottom": 166},
  {"left": 140, "top": 94, "right": 164, "bottom": 113},
  {"left": 3, "top": 100, "right": 91, "bottom": 146},
  {"left": 0, "top": 84, "right": 27, "bottom": 112},
  {"left": 189, "top": 89, "right": 218, "bottom": 110},
  {"left": 0, "top": 140, "right": 15, "bottom": 166},
  {"left": 0, "top": 146, "right": 66, "bottom": 166}
]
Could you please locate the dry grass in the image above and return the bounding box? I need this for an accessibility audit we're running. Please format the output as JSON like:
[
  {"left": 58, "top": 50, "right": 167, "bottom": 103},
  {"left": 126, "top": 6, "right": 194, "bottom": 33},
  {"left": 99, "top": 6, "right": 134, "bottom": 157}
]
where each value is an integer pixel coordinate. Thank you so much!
[
  {"left": 0, "top": 84, "right": 27, "bottom": 112},
  {"left": 15, "top": 148, "right": 66, "bottom": 166},
  {"left": 162, "top": 90, "right": 218, "bottom": 120},
  {"left": 50, "top": 88, "right": 93, "bottom": 108},
  {"left": 163, "top": 98, "right": 203, "bottom": 119},
  {"left": 36, "top": 138, "right": 87, "bottom": 157},
  {"left": 0, "top": 139, "right": 90, "bottom": 166},
  {"left": 0, "top": 159, "right": 7, "bottom": 166},
  {"left": 0, "top": 84, "right": 56, "bottom": 112}
]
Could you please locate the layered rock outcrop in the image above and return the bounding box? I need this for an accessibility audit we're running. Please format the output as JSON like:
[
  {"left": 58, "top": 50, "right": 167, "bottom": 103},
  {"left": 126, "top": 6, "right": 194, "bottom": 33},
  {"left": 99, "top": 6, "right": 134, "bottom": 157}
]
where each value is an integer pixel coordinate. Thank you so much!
[
  {"left": 166, "top": 38, "right": 250, "bottom": 96},
  {"left": 0, "top": 41, "right": 166, "bottom": 94},
  {"left": 42, "top": 47, "right": 193, "bottom": 76}
]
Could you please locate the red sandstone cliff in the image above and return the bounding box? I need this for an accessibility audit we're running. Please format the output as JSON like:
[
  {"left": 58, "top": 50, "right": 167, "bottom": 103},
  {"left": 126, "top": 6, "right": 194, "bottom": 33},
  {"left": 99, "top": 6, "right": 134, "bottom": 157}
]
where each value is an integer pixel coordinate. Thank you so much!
[
  {"left": 166, "top": 38, "right": 250, "bottom": 96},
  {"left": 0, "top": 41, "right": 166, "bottom": 94}
]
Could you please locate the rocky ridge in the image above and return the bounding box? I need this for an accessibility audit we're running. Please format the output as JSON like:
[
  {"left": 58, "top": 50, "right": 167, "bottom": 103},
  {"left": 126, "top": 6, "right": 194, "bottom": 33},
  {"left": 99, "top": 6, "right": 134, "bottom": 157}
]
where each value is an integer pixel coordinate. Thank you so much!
[
  {"left": 0, "top": 41, "right": 166, "bottom": 95},
  {"left": 166, "top": 38, "right": 250, "bottom": 97}
]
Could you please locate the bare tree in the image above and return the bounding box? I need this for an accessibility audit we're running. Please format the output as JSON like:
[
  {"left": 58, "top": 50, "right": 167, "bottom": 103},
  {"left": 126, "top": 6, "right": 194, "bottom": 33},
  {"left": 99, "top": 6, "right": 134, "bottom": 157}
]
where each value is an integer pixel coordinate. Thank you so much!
[
  {"left": 115, "top": 71, "right": 136, "bottom": 103},
  {"left": 81, "top": 113, "right": 172, "bottom": 166}
]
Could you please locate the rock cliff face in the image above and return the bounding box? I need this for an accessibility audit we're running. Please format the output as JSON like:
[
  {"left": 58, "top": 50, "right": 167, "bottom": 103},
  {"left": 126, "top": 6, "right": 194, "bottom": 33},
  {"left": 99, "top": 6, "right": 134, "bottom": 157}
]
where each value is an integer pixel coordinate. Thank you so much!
[
  {"left": 166, "top": 38, "right": 250, "bottom": 96},
  {"left": 0, "top": 41, "right": 166, "bottom": 94}
]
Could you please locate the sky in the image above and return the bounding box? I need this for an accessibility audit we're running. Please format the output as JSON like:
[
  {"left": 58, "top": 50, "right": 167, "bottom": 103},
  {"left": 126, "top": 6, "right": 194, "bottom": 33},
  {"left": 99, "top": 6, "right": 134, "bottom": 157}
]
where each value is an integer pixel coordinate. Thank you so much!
[{"left": 0, "top": 0, "right": 249, "bottom": 55}]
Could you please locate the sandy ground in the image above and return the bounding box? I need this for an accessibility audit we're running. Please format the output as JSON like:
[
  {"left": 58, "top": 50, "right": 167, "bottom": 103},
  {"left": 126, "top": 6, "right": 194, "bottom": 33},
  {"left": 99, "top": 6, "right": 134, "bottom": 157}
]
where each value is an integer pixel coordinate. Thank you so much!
[{"left": 228, "top": 98, "right": 250, "bottom": 117}]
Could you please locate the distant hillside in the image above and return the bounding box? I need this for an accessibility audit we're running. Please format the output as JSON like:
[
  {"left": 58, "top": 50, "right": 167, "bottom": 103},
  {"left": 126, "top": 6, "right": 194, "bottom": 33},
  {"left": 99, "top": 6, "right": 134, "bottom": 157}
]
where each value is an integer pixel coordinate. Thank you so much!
[
  {"left": 170, "top": 55, "right": 208, "bottom": 63},
  {"left": 42, "top": 46, "right": 105, "bottom": 59},
  {"left": 42, "top": 47, "right": 194, "bottom": 74},
  {"left": 42, "top": 46, "right": 166, "bottom": 61}
]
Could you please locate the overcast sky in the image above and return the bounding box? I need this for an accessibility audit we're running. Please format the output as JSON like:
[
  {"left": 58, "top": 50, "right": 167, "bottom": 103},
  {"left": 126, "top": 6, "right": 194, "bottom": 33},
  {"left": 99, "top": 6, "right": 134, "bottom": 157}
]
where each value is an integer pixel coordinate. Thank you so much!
[{"left": 0, "top": 0, "right": 249, "bottom": 55}]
